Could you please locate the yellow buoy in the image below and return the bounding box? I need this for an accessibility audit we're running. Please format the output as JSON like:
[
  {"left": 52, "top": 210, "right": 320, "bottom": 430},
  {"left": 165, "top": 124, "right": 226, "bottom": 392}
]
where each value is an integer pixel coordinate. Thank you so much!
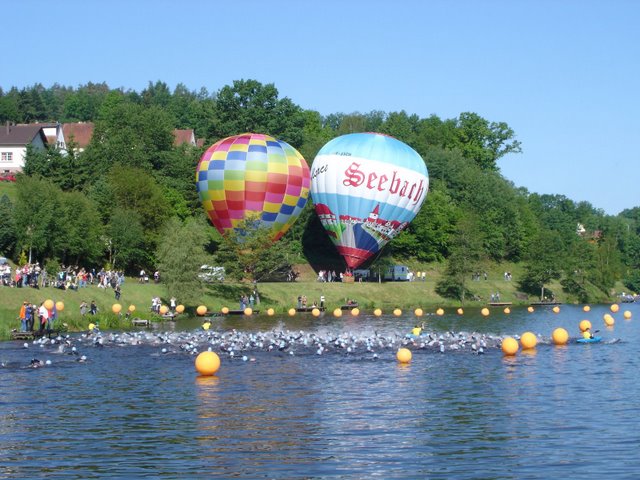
[
  {"left": 312, "top": 308, "right": 320, "bottom": 317},
  {"left": 501, "top": 336, "right": 519, "bottom": 356},
  {"left": 195, "top": 351, "right": 220, "bottom": 376},
  {"left": 579, "top": 320, "right": 592, "bottom": 332},
  {"left": 396, "top": 348, "right": 412, "bottom": 363},
  {"left": 196, "top": 305, "right": 207, "bottom": 316},
  {"left": 520, "top": 331, "right": 537, "bottom": 350},
  {"left": 351, "top": 307, "right": 360, "bottom": 316},
  {"left": 414, "top": 308, "right": 423, "bottom": 317},
  {"left": 481, "top": 308, "right": 490, "bottom": 317},
  {"left": 373, "top": 308, "right": 382, "bottom": 316},
  {"left": 55, "top": 301, "right": 64, "bottom": 311},
  {"left": 604, "top": 314, "right": 615, "bottom": 327},
  {"left": 243, "top": 307, "right": 253, "bottom": 316},
  {"left": 610, "top": 303, "right": 619, "bottom": 313},
  {"left": 552, "top": 327, "right": 569, "bottom": 345},
  {"left": 527, "top": 306, "right": 534, "bottom": 313},
  {"left": 288, "top": 308, "right": 296, "bottom": 316},
  {"left": 175, "top": 305, "right": 185, "bottom": 314},
  {"left": 552, "top": 306, "right": 560, "bottom": 314},
  {"left": 436, "top": 308, "right": 444, "bottom": 316},
  {"left": 583, "top": 305, "right": 591, "bottom": 312},
  {"left": 159, "top": 305, "right": 169, "bottom": 315},
  {"left": 393, "top": 308, "right": 402, "bottom": 317},
  {"left": 128, "top": 304, "right": 136, "bottom": 312},
  {"left": 267, "top": 308, "right": 275, "bottom": 316},
  {"left": 503, "top": 307, "right": 511, "bottom": 314},
  {"left": 112, "top": 303, "right": 122, "bottom": 314},
  {"left": 457, "top": 308, "right": 464, "bottom": 315},
  {"left": 333, "top": 308, "right": 342, "bottom": 317},
  {"left": 220, "top": 306, "right": 229, "bottom": 315},
  {"left": 44, "top": 299, "right": 54, "bottom": 310},
  {"left": 624, "top": 310, "right": 632, "bottom": 320}
]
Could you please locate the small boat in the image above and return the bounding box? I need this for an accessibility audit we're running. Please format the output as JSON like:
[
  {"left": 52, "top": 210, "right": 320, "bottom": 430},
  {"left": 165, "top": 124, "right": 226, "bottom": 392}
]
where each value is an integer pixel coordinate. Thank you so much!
[
  {"left": 224, "top": 309, "right": 260, "bottom": 315},
  {"left": 340, "top": 303, "right": 359, "bottom": 311},
  {"left": 296, "top": 306, "right": 325, "bottom": 313},
  {"left": 488, "top": 302, "right": 512, "bottom": 307},
  {"left": 576, "top": 336, "right": 602, "bottom": 344},
  {"left": 530, "top": 301, "right": 562, "bottom": 306}
]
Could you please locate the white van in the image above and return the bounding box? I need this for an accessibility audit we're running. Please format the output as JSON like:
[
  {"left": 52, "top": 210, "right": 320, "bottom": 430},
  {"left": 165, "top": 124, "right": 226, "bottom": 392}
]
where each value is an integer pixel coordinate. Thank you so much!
[{"left": 383, "top": 265, "right": 412, "bottom": 281}]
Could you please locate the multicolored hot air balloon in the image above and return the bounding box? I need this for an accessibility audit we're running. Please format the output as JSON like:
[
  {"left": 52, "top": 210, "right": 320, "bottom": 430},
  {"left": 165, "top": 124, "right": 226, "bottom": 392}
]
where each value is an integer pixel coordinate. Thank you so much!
[
  {"left": 196, "top": 133, "right": 310, "bottom": 241},
  {"left": 310, "top": 132, "right": 428, "bottom": 269}
]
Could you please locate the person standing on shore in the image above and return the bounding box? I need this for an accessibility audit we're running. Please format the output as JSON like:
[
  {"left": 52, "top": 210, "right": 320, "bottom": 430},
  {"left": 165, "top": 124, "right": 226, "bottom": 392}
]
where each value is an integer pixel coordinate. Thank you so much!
[
  {"left": 38, "top": 302, "right": 49, "bottom": 333},
  {"left": 26, "top": 304, "right": 35, "bottom": 331},
  {"left": 18, "top": 301, "right": 27, "bottom": 332}
]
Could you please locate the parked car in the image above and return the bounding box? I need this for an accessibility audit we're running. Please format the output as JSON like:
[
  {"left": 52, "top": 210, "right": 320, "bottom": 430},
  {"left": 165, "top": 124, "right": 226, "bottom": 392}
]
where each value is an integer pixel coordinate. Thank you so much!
[
  {"left": 0, "top": 173, "right": 16, "bottom": 182},
  {"left": 198, "top": 265, "right": 225, "bottom": 282}
]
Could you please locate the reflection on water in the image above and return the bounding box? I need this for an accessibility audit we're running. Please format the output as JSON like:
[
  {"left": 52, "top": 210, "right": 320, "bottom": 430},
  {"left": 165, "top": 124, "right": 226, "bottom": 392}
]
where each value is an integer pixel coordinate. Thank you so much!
[{"left": 0, "top": 304, "right": 639, "bottom": 478}]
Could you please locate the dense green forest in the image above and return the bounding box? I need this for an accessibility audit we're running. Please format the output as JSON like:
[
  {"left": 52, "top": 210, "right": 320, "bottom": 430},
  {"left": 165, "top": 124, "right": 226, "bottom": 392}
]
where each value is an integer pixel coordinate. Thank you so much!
[{"left": 1, "top": 80, "right": 639, "bottom": 303}]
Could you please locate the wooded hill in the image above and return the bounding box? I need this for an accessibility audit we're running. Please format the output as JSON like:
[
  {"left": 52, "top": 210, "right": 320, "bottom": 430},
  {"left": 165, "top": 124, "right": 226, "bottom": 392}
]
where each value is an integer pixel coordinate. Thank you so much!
[{"left": 1, "top": 80, "right": 639, "bottom": 304}]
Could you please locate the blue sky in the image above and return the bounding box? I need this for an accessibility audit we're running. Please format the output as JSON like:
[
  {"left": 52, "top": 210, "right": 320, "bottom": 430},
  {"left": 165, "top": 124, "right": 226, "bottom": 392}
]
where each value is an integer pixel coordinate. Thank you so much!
[{"left": 4, "top": 0, "right": 639, "bottom": 215}]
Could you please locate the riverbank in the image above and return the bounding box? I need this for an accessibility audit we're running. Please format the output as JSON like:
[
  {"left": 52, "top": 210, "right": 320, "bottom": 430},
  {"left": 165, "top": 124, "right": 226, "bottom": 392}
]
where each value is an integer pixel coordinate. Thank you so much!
[{"left": 0, "top": 264, "right": 621, "bottom": 339}]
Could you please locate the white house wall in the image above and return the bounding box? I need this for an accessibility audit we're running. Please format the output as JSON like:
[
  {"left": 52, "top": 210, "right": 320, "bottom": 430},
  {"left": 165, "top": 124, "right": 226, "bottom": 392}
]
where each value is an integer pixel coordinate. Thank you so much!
[{"left": 0, "top": 135, "right": 47, "bottom": 173}]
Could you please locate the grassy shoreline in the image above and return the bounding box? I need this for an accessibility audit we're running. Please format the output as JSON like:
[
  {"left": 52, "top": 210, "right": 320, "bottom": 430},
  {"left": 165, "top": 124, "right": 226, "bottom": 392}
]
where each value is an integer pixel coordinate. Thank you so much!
[{"left": 0, "top": 264, "right": 618, "bottom": 340}]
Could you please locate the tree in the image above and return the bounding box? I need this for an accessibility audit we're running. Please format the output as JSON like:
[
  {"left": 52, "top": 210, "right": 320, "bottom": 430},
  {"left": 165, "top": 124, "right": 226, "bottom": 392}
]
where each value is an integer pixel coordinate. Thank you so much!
[
  {"left": 12, "top": 175, "right": 63, "bottom": 263},
  {"left": 435, "top": 215, "right": 485, "bottom": 303},
  {"left": 54, "top": 190, "right": 104, "bottom": 266},
  {"left": 83, "top": 92, "right": 174, "bottom": 174},
  {"left": 519, "top": 230, "right": 565, "bottom": 299},
  {"left": 591, "top": 235, "right": 622, "bottom": 293},
  {"left": 390, "top": 189, "right": 459, "bottom": 262},
  {"left": 214, "top": 215, "right": 295, "bottom": 283},
  {"left": 156, "top": 217, "right": 210, "bottom": 305},
  {"left": 211, "top": 79, "right": 305, "bottom": 145},
  {"left": 455, "top": 112, "right": 522, "bottom": 171},
  {"left": 0, "top": 194, "right": 16, "bottom": 255},
  {"left": 106, "top": 209, "right": 145, "bottom": 271},
  {"left": 107, "top": 165, "right": 172, "bottom": 267},
  {"left": 298, "top": 110, "right": 334, "bottom": 163},
  {"left": 23, "top": 142, "right": 88, "bottom": 191}
]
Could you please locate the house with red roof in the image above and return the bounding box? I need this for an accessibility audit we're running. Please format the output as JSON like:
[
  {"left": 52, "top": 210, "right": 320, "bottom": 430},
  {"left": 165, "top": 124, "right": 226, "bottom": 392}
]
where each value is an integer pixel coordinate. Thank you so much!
[
  {"left": 62, "top": 122, "right": 94, "bottom": 153},
  {"left": 173, "top": 129, "right": 196, "bottom": 147}
]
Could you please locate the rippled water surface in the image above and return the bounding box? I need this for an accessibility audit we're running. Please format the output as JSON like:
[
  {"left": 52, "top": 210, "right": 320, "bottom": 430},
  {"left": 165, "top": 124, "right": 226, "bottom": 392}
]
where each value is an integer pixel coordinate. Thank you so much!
[{"left": 1, "top": 304, "right": 639, "bottom": 479}]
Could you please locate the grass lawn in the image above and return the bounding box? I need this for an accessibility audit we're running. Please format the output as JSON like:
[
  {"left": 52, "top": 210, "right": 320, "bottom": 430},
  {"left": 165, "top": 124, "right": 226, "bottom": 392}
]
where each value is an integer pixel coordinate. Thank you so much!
[{"left": 0, "top": 180, "right": 16, "bottom": 202}]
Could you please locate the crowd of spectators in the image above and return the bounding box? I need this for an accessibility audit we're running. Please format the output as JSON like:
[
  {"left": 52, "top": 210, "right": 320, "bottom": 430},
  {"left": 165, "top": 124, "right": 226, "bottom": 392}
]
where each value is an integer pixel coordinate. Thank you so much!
[{"left": 1, "top": 261, "right": 142, "bottom": 294}]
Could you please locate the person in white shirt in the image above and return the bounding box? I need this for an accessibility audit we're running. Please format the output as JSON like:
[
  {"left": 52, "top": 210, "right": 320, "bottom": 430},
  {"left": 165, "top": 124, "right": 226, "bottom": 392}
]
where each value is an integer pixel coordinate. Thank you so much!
[{"left": 38, "top": 302, "right": 49, "bottom": 332}]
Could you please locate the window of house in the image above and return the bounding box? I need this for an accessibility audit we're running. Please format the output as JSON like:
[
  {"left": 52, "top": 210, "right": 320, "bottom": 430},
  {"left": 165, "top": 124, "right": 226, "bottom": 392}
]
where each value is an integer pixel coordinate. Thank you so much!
[{"left": 1, "top": 152, "right": 13, "bottom": 162}]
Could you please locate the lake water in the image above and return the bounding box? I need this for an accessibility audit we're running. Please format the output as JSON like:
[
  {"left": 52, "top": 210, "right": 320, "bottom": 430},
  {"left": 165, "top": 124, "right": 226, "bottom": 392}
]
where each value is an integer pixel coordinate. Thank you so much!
[{"left": 1, "top": 303, "right": 638, "bottom": 479}]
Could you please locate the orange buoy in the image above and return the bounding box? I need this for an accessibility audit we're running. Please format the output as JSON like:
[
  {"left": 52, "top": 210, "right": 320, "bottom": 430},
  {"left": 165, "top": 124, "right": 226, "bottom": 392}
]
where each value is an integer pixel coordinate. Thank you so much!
[
  {"left": 552, "top": 328, "right": 569, "bottom": 345},
  {"left": 195, "top": 351, "right": 220, "bottom": 376},
  {"left": 520, "top": 332, "right": 537, "bottom": 349},
  {"left": 501, "top": 337, "right": 519, "bottom": 356},
  {"left": 396, "top": 348, "right": 412, "bottom": 363}
]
